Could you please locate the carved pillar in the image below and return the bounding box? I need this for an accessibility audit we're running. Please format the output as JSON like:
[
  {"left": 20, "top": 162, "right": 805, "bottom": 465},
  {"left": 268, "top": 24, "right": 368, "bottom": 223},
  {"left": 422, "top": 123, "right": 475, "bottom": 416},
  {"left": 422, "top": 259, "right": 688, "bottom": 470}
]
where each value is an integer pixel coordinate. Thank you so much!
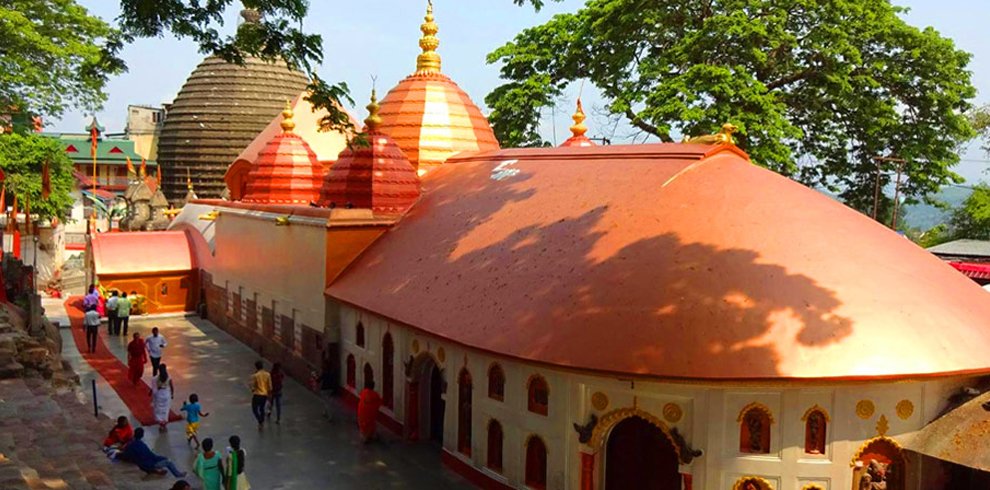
[
  {"left": 580, "top": 451, "right": 595, "bottom": 490},
  {"left": 406, "top": 380, "right": 419, "bottom": 440}
]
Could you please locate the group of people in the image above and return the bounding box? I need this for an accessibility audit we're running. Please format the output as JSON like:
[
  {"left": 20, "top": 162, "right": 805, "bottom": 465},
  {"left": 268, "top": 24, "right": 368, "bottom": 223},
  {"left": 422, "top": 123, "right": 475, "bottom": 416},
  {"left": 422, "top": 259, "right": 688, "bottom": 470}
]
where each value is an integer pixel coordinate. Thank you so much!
[
  {"left": 84, "top": 285, "right": 133, "bottom": 337},
  {"left": 101, "top": 414, "right": 251, "bottom": 490},
  {"left": 248, "top": 360, "right": 285, "bottom": 430}
]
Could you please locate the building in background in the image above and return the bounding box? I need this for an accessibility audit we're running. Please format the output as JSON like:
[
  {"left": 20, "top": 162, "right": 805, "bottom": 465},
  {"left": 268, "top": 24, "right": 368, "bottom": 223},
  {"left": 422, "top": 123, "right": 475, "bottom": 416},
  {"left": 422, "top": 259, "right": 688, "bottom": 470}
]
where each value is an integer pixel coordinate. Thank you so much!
[
  {"left": 122, "top": 104, "right": 166, "bottom": 161},
  {"left": 927, "top": 239, "right": 990, "bottom": 285}
]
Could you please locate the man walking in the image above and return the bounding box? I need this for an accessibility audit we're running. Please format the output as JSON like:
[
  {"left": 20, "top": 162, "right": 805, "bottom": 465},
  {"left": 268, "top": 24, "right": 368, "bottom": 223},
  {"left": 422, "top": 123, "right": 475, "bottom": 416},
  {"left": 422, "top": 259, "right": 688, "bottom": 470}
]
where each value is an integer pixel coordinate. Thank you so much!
[
  {"left": 146, "top": 327, "right": 167, "bottom": 377},
  {"left": 83, "top": 304, "right": 101, "bottom": 354},
  {"left": 117, "top": 292, "right": 132, "bottom": 336},
  {"left": 106, "top": 291, "right": 119, "bottom": 336},
  {"left": 249, "top": 360, "right": 272, "bottom": 431}
]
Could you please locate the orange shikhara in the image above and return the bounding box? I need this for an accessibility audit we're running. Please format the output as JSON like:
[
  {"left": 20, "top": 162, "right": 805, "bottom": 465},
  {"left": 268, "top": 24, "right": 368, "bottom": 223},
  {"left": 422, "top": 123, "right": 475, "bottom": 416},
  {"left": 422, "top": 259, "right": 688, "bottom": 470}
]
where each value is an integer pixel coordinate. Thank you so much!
[
  {"left": 377, "top": 1, "right": 499, "bottom": 174},
  {"left": 242, "top": 102, "right": 324, "bottom": 205}
]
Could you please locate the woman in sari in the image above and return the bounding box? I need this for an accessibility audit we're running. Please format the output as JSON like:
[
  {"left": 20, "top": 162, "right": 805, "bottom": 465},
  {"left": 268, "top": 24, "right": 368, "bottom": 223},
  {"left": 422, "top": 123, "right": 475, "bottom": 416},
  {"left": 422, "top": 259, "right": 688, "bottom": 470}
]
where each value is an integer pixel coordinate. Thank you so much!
[
  {"left": 225, "top": 435, "right": 250, "bottom": 490},
  {"left": 193, "top": 437, "right": 224, "bottom": 490},
  {"left": 126, "top": 333, "right": 147, "bottom": 385},
  {"left": 150, "top": 369, "right": 173, "bottom": 432}
]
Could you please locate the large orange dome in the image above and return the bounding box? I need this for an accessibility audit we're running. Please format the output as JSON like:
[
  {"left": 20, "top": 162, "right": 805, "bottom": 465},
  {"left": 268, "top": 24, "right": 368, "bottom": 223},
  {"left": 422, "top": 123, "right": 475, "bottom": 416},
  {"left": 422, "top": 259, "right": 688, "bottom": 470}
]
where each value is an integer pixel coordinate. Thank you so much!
[{"left": 378, "top": 2, "right": 499, "bottom": 173}]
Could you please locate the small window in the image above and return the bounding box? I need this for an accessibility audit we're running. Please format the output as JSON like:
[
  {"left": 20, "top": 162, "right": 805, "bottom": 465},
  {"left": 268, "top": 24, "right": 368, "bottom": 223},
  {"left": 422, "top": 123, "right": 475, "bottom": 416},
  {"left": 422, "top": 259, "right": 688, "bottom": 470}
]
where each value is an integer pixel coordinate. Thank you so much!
[
  {"left": 487, "top": 420, "right": 504, "bottom": 472},
  {"left": 363, "top": 363, "right": 374, "bottom": 388},
  {"left": 739, "top": 404, "right": 772, "bottom": 454},
  {"left": 346, "top": 354, "right": 356, "bottom": 388},
  {"left": 804, "top": 409, "right": 828, "bottom": 455},
  {"left": 525, "top": 435, "right": 548, "bottom": 489},
  {"left": 356, "top": 322, "right": 365, "bottom": 347},
  {"left": 488, "top": 363, "right": 505, "bottom": 401},
  {"left": 527, "top": 375, "right": 549, "bottom": 416}
]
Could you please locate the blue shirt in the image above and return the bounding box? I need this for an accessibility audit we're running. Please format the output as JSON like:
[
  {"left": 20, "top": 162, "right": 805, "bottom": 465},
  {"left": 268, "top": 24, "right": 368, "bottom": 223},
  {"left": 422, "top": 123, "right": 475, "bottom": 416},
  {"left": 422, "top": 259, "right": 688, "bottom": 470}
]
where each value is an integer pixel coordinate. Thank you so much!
[
  {"left": 119, "top": 439, "right": 165, "bottom": 471},
  {"left": 181, "top": 402, "right": 202, "bottom": 423}
]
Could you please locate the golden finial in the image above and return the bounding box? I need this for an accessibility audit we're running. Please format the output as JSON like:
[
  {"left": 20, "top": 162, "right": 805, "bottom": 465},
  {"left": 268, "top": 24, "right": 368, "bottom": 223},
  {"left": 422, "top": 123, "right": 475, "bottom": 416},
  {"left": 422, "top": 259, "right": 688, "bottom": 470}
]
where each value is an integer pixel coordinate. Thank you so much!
[
  {"left": 280, "top": 100, "right": 295, "bottom": 133},
  {"left": 365, "top": 88, "right": 382, "bottom": 132},
  {"left": 570, "top": 98, "right": 588, "bottom": 138},
  {"left": 683, "top": 123, "right": 738, "bottom": 145},
  {"left": 415, "top": 0, "right": 442, "bottom": 75}
]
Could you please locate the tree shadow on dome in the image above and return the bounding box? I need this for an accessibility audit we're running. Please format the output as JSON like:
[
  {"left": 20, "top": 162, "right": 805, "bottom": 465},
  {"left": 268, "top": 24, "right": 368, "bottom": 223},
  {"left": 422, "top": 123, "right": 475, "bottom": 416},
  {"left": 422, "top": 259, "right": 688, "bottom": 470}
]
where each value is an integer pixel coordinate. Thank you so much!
[{"left": 339, "top": 159, "right": 854, "bottom": 378}]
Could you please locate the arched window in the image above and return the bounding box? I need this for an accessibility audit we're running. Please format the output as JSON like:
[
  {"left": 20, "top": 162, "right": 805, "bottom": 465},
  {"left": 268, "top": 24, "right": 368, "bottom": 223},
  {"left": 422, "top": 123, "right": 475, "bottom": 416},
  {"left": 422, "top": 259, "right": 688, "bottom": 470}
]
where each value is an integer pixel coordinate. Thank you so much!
[
  {"left": 738, "top": 404, "right": 772, "bottom": 454},
  {"left": 346, "top": 354, "right": 356, "bottom": 389},
  {"left": 527, "top": 375, "right": 549, "bottom": 416},
  {"left": 458, "top": 368, "right": 473, "bottom": 455},
  {"left": 364, "top": 363, "right": 374, "bottom": 388},
  {"left": 803, "top": 407, "right": 828, "bottom": 455},
  {"left": 525, "top": 435, "right": 548, "bottom": 489},
  {"left": 488, "top": 363, "right": 505, "bottom": 401},
  {"left": 487, "top": 420, "right": 503, "bottom": 472},
  {"left": 382, "top": 333, "right": 394, "bottom": 409},
  {"left": 356, "top": 322, "right": 365, "bottom": 347}
]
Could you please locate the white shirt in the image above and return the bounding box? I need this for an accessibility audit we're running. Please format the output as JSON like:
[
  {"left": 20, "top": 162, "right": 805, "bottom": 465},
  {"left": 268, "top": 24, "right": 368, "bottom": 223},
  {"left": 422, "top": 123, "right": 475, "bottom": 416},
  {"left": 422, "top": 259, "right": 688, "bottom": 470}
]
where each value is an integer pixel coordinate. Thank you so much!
[
  {"left": 106, "top": 296, "right": 118, "bottom": 311},
  {"left": 146, "top": 335, "right": 168, "bottom": 357},
  {"left": 83, "top": 310, "right": 101, "bottom": 328}
]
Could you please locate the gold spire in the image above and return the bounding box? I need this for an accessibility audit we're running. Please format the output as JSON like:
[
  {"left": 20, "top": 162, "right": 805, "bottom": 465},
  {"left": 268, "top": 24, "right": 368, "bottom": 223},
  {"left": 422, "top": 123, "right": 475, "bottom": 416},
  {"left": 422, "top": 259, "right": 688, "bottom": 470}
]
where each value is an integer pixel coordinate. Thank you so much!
[
  {"left": 570, "top": 98, "right": 588, "bottom": 138},
  {"left": 365, "top": 89, "right": 382, "bottom": 132},
  {"left": 415, "top": 1, "right": 442, "bottom": 75},
  {"left": 280, "top": 100, "right": 295, "bottom": 133}
]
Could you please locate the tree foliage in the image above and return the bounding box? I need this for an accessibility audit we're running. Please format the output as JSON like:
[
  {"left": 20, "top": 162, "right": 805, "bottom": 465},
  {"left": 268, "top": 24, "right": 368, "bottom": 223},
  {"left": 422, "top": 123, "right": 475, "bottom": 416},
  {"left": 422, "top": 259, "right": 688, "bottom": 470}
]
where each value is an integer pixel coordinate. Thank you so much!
[
  {"left": 947, "top": 184, "right": 990, "bottom": 241},
  {"left": 0, "top": 133, "right": 75, "bottom": 221},
  {"left": 487, "top": 0, "right": 977, "bottom": 213},
  {"left": 0, "top": 0, "right": 125, "bottom": 119},
  {"left": 971, "top": 105, "right": 990, "bottom": 156}
]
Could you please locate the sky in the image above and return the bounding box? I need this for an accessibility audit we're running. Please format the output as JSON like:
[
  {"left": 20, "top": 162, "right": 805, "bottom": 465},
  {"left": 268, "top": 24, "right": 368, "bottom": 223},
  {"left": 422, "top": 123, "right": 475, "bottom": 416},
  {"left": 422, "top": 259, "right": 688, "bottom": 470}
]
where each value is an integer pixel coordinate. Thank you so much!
[{"left": 53, "top": 0, "right": 990, "bottom": 181}]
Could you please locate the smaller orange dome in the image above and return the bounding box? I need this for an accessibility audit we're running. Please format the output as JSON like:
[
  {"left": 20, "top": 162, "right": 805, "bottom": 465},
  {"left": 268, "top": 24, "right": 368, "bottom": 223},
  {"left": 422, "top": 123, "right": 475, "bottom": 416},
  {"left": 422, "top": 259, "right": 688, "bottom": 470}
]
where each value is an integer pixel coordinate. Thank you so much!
[
  {"left": 561, "top": 99, "right": 596, "bottom": 148},
  {"left": 243, "top": 102, "right": 324, "bottom": 204},
  {"left": 320, "top": 91, "right": 421, "bottom": 214}
]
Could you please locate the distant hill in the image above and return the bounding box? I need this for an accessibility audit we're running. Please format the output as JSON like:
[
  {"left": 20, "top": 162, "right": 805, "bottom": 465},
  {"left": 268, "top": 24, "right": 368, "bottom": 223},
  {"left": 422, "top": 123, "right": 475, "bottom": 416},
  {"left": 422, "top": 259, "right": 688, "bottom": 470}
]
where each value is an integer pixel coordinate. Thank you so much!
[{"left": 902, "top": 186, "right": 972, "bottom": 231}]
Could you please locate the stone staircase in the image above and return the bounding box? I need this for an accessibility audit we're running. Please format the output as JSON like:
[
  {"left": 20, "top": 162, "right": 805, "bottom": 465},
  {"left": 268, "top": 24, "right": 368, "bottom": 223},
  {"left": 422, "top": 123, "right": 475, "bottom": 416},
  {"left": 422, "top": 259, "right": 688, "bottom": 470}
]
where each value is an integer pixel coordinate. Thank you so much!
[{"left": 0, "top": 378, "right": 169, "bottom": 489}]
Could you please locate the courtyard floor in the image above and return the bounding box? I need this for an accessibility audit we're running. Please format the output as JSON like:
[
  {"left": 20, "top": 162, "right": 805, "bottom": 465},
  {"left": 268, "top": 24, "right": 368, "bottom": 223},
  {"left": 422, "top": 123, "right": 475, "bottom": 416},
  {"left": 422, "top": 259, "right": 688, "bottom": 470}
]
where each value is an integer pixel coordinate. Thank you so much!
[{"left": 58, "top": 309, "right": 473, "bottom": 489}]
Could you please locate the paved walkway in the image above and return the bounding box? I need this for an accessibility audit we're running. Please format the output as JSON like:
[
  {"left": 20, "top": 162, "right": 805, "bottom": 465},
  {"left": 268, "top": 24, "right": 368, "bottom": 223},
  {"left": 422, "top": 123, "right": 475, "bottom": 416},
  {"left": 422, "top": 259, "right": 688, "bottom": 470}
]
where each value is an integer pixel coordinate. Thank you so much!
[{"left": 61, "top": 313, "right": 473, "bottom": 489}]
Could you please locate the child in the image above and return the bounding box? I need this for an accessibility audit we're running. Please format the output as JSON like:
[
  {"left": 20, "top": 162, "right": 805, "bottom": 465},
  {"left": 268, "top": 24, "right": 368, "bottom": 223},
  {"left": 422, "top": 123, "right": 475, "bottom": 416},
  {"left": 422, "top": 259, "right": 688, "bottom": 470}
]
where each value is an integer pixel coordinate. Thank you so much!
[{"left": 180, "top": 393, "right": 209, "bottom": 448}]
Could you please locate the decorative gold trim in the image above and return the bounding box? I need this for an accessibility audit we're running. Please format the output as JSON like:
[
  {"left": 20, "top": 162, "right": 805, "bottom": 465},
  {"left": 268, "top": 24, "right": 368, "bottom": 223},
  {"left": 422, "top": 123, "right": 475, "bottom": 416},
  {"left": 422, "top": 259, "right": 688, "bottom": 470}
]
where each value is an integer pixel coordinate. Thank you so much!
[
  {"left": 896, "top": 400, "right": 914, "bottom": 420},
  {"left": 411, "top": 338, "right": 420, "bottom": 354},
  {"left": 663, "top": 403, "right": 683, "bottom": 423},
  {"left": 591, "top": 392, "right": 609, "bottom": 412},
  {"left": 436, "top": 346, "right": 445, "bottom": 363},
  {"left": 736, "top": 402, "right": 775, "bottom": 424},
  {"left": 801, "top": 405, "right": 831, "bottom": 423},
  {"left": 589, "top": 407, "right": 681, "bottom": 461},
  {"left": 855, "top": 400, "right": 875, "bottom": 420},
  {"left": 800, "top": 485, "right": 825, "bottom": 490},
  {"left": 849, "top": 435, "right": 903, "bottom": 467},
  {"left": 732, "top": 475, "right": 774, "bottom": 490},
  {"left": 876, "top": 414, "right": 889, "bottom": 437}
]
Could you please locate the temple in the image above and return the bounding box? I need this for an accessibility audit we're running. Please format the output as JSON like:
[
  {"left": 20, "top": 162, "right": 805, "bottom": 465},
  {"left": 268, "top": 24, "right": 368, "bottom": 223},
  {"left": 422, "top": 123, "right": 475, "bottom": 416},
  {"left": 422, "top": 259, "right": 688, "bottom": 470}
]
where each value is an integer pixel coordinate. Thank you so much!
[{"left": 87, "top": 3, "right": 990, "bottom": 490}]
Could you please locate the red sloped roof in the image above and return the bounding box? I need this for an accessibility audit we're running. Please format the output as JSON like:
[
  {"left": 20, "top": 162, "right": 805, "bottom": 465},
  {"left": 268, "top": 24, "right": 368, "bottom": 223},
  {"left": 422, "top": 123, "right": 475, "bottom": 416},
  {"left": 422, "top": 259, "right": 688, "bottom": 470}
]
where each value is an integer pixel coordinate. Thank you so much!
[
  {"left": 326, "top": 143, "right": 990, "bottom": 381},
  {"left": 92, "top": 231, "right": 194, "bottom": 275},
  {"left": 949, "top": 261, "right": 990, "bottom": 279}
]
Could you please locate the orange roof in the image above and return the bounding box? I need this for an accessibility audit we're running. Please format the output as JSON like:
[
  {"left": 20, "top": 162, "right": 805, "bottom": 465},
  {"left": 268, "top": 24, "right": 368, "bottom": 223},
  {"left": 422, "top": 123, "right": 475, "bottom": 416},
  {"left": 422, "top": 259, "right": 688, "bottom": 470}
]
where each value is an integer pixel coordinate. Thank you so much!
[
  {"left": 327, "top": 143, "right": 990, "bottom": 381},
  {"left": 92, "top": 231, "right": 194, "bottom": 275},
  {"left": 320, "top": 91, "right": 421, "bottom": 214},
  {"left": 242, "top": 103, "right": 324, "bottom": 205}
]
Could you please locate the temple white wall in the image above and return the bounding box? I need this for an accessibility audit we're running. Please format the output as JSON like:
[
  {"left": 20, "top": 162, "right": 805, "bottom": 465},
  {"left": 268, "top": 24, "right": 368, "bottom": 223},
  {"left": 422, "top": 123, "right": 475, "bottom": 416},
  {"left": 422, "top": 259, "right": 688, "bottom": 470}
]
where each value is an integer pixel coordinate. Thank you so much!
[
  {"left": 212, "top": 209, "right": 327, "bottom": 334},
  {"left": 336, "top": 304, "right": 970, "bottom": 490}
]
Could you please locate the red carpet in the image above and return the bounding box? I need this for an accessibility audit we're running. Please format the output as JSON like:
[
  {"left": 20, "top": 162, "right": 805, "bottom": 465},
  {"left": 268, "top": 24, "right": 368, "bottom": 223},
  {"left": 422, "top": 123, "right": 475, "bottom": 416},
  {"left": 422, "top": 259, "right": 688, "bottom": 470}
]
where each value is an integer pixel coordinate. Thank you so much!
[{"left": 65, "top": 296, "right": 181, "bottom": 426}]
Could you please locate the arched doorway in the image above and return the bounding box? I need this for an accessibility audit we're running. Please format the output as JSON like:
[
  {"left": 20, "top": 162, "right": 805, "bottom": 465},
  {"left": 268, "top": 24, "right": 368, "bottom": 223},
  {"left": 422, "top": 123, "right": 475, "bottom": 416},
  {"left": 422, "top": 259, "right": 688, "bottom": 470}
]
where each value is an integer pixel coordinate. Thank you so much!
[
  {"left": 427, "top": 362, "right": 445, "bottom": 444},
  {"left": 382, "top": 333, "right": 394, "bottom": 409},
  {"left": 605, "top": 416, "right": 680, "bottom": 490},
  {"left": 853, "top": 437, "right": 906, "bottom": 490},
  {"left": 407, "top": 354, "right": 445, "bottom": 445}
]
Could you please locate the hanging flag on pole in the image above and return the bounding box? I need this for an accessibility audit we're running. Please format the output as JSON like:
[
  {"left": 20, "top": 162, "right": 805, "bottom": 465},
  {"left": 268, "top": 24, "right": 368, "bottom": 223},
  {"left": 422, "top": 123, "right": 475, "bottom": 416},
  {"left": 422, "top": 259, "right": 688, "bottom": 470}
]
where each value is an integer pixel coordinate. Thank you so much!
[
  {"left": 140, "top": 158, "right": 147, "bottom": 178},
  {"left": 126, "top": 156, "right": 136, "bottom": 177},
  {"left": 89, "top": 123, "right": 98, "bottom": 193},
  {"left": 156, "top": 162, "right": 162, "bottom": 185}
]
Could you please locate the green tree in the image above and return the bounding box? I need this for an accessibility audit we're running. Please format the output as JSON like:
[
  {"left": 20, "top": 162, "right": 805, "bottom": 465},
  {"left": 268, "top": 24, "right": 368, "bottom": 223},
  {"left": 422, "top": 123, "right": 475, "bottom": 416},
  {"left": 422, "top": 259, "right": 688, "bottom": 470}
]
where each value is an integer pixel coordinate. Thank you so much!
[
  {"left": 0, "top": 133, "right": 75, "bottom": 221},
  {"left": 947, "top": 183, "right": 990, "bottom": 240},
  {"left": 970, "top": 105, "right": 990, "bottom": 156},
  {"left": 0, "top": 0, "right": 124, "bottom": 120},
  {"left": 487, "top": 0, "right": 977, "bottom": 213}
]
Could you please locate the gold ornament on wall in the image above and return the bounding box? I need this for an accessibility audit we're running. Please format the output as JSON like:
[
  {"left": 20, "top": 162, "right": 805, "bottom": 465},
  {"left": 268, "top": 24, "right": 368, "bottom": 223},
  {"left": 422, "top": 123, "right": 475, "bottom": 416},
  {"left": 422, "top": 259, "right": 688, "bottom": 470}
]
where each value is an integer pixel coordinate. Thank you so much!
[
  {"left": 896, "top": 400, "right": 914, "bottom": 420},
  {"left": 855, "top": 400, "right": 875, "bottom": 419},
  {"left": 800, "top": 485, "right": 825, "bottom": 490},
  {"left": 411, "top": 339, "right": 420, "bottom": 354},
  {"left": 663, "top": 403, "right": 683, "bottom": 423},
  {"left": 591, "top": 392, "right": 609, "bottom": 411},
  {"left": 437, "top": 346, "right": 446, "bottom": 363},
  {"left": 876, "top": 414, "right": 889, "bottom": 437}
]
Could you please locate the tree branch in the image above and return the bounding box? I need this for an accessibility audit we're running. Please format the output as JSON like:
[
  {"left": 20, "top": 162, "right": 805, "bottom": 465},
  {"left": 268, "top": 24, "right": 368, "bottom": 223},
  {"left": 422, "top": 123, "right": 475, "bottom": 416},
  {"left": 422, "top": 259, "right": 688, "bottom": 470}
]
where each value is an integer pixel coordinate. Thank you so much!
[
  {"left": 766, "top": 69, "right": 812, "bottom": 90},
  {"left": 624, "top": 109, "right": 673, "bottom": 142}
]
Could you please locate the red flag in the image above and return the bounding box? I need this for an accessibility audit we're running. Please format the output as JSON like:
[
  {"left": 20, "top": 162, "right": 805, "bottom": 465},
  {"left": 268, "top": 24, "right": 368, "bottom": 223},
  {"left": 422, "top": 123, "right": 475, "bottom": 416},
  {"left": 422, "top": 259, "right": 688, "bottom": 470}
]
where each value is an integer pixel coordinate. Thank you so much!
[
  {"left": 90, "top": 127, "right": 98, "bottom": 159},
  {"left": 140, "top": 158, "right": 147, "bottom": 178},
  {"left": 125, "top": 156, "right": 135, "bottom": 176},
  {"left": 41, "top": 161, "right": 51, "bottom": 199},
  {"left": 156, "top": 163, "right": 162, "bottom": 185}
]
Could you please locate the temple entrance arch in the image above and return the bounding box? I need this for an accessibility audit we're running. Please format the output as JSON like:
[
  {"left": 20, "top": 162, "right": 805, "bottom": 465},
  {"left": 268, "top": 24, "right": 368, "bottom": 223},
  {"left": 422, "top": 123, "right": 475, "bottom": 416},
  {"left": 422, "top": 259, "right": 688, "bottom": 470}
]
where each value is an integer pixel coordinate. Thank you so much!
[
  {"left": 604, "top": 415, "right": 681, "bottom": 489},
  {"left": 851, "top": 436, "right": 905, "bottom": 490},
  {"left": 405, "top": 352, "right": 445, "bottom": 445}
]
